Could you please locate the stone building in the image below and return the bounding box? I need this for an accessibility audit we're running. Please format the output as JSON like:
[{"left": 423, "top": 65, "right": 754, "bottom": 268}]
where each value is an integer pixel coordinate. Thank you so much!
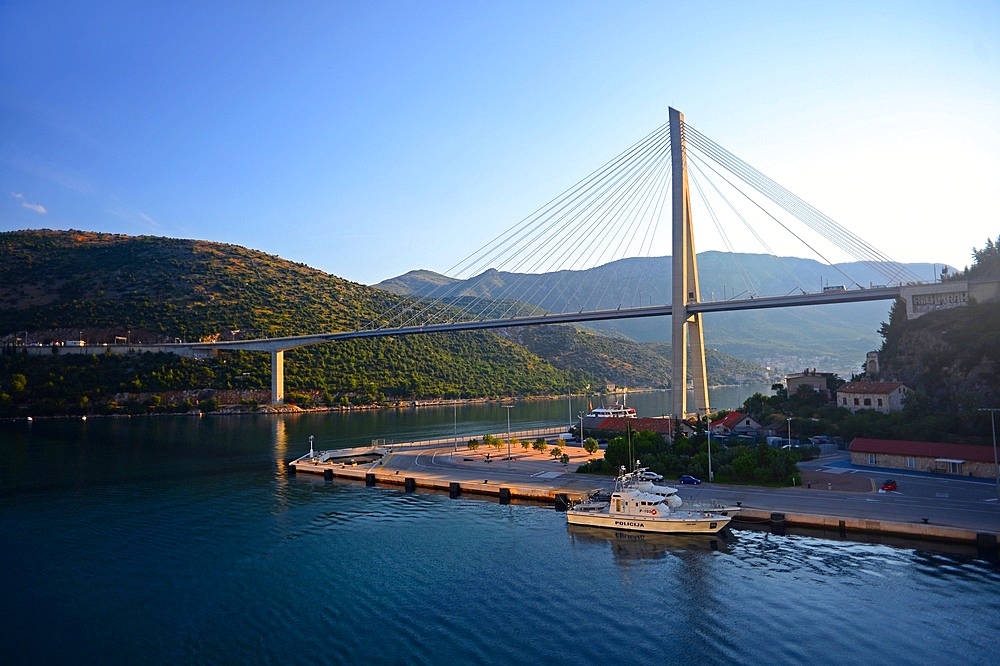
[
  {"left": 836, "top": 381, "right": 912, "bottom": 414},
  {"left": 849, "top": 438, "right": 999, "bottom": 479}
]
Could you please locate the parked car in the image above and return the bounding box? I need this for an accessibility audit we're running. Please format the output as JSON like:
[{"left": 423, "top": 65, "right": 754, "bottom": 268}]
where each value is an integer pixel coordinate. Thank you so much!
[
  {"left": 881, "top": 479, "right": 898, "bottom": 492},
  {"left": 638, "top": 471, "right": 663, "bottom": 481},
  {"left": 679, "top": 474, "right": 702, "bottom": 485}
]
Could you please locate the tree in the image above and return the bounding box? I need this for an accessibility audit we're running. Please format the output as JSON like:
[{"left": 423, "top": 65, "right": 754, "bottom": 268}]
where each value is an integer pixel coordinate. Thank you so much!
[
  {"left": 583, "top": 438, "right": 599, "bottom": 455},
  {"left": 532, "top": 438, "right": 548, "bottom": 453},
  {"left": 467, "top": 438, "right": 480, "bottom": 451},
  {"left": 10, "top": 373, "right": 27, "bottom": 394},
  {"left": 549, "top": 446, "right": 563, "bottom": 460}
]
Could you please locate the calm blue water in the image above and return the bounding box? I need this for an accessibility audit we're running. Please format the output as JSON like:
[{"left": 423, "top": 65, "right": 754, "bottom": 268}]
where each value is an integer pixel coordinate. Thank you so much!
[{"left": 2, "top": 394, "right": 999, "bottom": 665}]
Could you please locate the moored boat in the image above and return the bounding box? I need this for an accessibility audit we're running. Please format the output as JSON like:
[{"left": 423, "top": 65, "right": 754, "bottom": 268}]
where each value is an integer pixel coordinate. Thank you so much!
[{"left": 566, "top": 471, "right": 731, "bottom": 535}]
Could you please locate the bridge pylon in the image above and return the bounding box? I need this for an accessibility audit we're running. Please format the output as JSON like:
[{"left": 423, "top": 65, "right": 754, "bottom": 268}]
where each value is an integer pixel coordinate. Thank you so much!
[{"left": 669, "top": 107, "right": 710, "bottom": 420}]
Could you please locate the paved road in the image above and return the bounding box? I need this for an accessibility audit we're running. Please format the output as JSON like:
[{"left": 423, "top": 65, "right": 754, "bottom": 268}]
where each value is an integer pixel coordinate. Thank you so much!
[{"left": 378, "top": 446, "right": 1000, "bottom": 533}]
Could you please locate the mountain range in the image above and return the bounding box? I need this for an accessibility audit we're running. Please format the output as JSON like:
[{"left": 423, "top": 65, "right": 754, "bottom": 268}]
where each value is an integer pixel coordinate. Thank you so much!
[{"left": 375, "top": 252, "right": 947, "bottom": 377}]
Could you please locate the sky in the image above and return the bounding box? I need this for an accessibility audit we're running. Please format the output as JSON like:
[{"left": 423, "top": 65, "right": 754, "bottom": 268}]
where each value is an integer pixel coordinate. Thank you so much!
[{"left": 2, "top": 1, "right": 998, "bottom": 285}]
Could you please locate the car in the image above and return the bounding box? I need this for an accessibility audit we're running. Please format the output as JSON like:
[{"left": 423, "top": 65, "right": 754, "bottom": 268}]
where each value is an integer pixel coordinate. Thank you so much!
[
  {"left": 881, "top": 479, "right": 897, "bottom": 492},
  {"left": 679, "top": 474, "right": 702, "bottom": 485},
  {"left": 638, "top": 471, "right": 663, "bottom": 481}
]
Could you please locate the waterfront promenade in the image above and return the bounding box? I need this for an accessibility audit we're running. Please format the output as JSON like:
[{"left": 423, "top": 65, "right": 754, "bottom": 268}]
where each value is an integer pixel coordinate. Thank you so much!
[{"left": 290, "top": 435, "right": 1000, "bottom": 546}]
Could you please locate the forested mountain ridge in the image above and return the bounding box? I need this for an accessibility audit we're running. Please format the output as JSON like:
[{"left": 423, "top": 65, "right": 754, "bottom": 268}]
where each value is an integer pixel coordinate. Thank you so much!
[
  {"left": 0, "top": 230, "right": 766, "bottom": 416},
  {"left": 377, "top": 253, "right": 947, "bottom": 376}
]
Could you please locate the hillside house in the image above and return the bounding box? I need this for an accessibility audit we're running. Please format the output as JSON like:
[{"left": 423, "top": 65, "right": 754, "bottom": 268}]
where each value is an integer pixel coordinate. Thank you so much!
[
  {"left": 836, "top": 381, "right": 912, "bottom": 414},
  {"left": 785, "top": 369, "right": 836, "bottom": 399},
  {"left": 710, "top": 412, "right": 763, "bottom": 437},
  {"left": 849, "top": 438, "right": 999, "bottom": 479}
]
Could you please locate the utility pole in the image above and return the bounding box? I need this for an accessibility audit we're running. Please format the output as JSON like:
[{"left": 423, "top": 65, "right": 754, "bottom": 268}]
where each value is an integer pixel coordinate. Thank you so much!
[{"left": 979, "top": 408, "right": 1000, "bottom": 501}]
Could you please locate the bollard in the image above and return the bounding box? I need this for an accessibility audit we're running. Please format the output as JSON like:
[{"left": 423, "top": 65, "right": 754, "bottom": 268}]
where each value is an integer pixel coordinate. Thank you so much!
[
  {"left": 770, "top": 512, "right": 786, "bottom": 536},
  {"left": 449, "top": 482, "right": 461, "bottom": 498},
  {"left": 554, "top": 493, "right": 570, "bottom": 512},
  {"left": 976, "top": 532, "right": 998, "bottom": 557},
  {"left": 365, "top": 473, "right": 375, "bottom": 487},
  {"left": 499, "top": 488, "right": 511, "bottom": 505},
  {"left": 323, "top": 468, "right": 333, "bottom": 481},
  {"left": 839, "top": 520, "right": 846, "bottom": 537},
  {"left": 404, "top": 477, "right": 416, "bottom": 493}
]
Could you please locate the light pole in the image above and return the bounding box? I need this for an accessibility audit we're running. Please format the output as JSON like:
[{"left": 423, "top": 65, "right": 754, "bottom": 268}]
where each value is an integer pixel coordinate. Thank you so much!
[
  {"left": 699, "top": 407, "right": 714, "bottom": 482},
  {"left": 707, "top": 413, "right": 713, "bottom": 482},
  {"left": 568, "top": 388, "right": 573, "bottom": 429},
  {"left": 787, "top": 417, "right": 792, "bottom": 449},
  {"left": 979, "top": 408, "right": 1000, "bottom": 501},
  {"left": 504, "top": 404, "right": 513, "bottom": 467},
  {"left": 453, "top": 402, "right": 458, "bottom": 451},
  {"left": 578, "top": 411, "right": 585, "bottom": 445}
]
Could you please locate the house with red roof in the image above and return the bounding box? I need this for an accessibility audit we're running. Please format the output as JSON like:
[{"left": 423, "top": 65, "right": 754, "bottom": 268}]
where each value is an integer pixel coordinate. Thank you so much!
[
  {"left": 836, "top": 381, "right": 912, "bottom": 414},
  {"left": 709, "top": 411, "right": 763, "bottom": 437},
  {"left": 849, "top": 437, "right": 998, "bottom": 479}
]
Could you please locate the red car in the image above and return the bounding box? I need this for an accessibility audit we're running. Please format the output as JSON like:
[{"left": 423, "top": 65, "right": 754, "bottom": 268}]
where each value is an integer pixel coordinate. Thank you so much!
[{"left": 881, "top": 479, "right": 898, "bottom": 492}]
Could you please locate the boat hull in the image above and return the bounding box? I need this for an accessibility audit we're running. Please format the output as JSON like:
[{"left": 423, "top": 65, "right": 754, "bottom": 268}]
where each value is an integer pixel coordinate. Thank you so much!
[{"left": 566, "top": 510, "right": 731, "bottom": 534}]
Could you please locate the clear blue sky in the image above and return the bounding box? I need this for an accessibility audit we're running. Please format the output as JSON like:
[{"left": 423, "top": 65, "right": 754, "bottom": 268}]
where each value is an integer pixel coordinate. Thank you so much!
[{"left": 2, "top": 1, "right": 998, "bottom": 285}]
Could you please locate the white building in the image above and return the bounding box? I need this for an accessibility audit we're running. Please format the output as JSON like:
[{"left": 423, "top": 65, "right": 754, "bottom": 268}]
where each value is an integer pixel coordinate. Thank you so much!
[{"left": 836, "top": 381, "right": 912, "bottom": 414}]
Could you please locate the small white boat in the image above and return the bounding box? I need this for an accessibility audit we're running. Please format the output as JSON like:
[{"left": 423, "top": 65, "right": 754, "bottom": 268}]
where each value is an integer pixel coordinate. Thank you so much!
[
  {"left": 566, "top": 471, "right": 731, "bottom": 535},
  {"left": 585, "top": 405, "right": 637, "bottom": 419}
]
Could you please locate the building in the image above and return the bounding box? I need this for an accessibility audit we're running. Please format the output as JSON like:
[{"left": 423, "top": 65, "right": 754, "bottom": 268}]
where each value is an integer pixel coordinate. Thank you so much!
[
  {"left": 709, "top": 411, "right": 763, "bottom": 437},
  {"left": 836, "top": 381, "right": 912, "bottom": 414},
  {"left": 864, "top": 352, "right": 879, "bottom": 376},
  {"left": 849, "top": 438, "right": 999, "bottom": 479},
  {"left": 785, "top": 369, "right": 836, "bottom": 398}
]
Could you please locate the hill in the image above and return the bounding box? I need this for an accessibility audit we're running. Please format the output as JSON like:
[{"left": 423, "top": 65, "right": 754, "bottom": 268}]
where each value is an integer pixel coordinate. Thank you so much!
[
  {"left": 876, "top": 248, "right": 1000, "bottom": 410},
  {"left": 0, "top": 230, "right": 766, "bottom": 415},
  {"left": 375, "top": 253, "right": 946, "bottom": 376}
]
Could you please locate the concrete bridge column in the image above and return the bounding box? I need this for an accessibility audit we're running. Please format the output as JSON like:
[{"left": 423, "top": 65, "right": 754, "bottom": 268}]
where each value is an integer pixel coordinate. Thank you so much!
[
  {"left": 271, "top": 349, "right": 284, "bottom": 404},
  {"left": 669, "top": 106, "right": 709, "bottom": 419}
]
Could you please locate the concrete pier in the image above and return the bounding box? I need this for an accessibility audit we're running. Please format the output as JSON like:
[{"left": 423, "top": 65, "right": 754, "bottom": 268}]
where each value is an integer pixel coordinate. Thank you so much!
[{"left": 289, "top": 438, "right": 999, "bottom": 547}]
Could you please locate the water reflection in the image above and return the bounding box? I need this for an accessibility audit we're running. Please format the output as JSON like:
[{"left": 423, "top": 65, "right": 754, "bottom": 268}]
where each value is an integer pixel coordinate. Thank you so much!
[{"left": 566, "top": 524, "right": 734, "bottom": 562}]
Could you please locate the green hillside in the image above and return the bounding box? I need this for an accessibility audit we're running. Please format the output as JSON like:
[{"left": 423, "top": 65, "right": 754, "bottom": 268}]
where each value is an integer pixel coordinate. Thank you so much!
[{"left": 0, "top": 230, "right": 766, "bottom": 416}]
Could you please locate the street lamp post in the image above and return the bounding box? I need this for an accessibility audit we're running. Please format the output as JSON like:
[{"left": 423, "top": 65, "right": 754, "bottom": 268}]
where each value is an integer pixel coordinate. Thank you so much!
[
  {"left": 787, "top": 417, "right": 792, "bottom": 449},
  {"left": 578, "top": 411, "right": 585, "bottom": 445},
  {"left": 699, "top": 407, "right": 714, "bottom": 482},
  {"left": 707, "top": 414, "right": 713, "bottom": 482},
  {"left": 979, "top": 408, "right": 1000, "bottom": 501},
  {"left": 505, "top": 404, "right": 513, "bottom": 467}
]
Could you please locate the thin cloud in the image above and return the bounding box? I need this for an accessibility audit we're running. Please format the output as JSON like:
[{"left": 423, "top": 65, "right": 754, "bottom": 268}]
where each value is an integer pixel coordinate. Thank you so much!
[{"left": 11, "top": 192, "right": 47, "bottom": 214}]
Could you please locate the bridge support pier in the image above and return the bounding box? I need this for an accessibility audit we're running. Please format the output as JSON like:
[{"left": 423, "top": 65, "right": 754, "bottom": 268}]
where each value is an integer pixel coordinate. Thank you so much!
[
  {"left": 669, "top": 107, "right": 710, "bottom": 420},
  {"left": 271, "top": 349, "right": 284, "bottom": 405}
]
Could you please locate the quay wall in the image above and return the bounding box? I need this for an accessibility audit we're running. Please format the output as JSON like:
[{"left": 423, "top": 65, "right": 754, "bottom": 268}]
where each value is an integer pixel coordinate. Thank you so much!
[
  {"left": 290, "top": 458, "right": 998, "bottom": 547},
  {"left": 732, "top": 509, "right": 993, "bottom": 546}
]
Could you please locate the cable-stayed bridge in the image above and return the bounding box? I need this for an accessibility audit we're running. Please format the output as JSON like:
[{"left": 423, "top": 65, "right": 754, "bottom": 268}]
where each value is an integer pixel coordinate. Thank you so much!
[{"left": 188, "top": 107, "right": 937, "bottom": 414}]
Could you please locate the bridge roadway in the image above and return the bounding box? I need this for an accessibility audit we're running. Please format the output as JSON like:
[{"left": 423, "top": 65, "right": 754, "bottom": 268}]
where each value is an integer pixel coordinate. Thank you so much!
[
  {"left": 57, "top": 285, "right": 900, "bottom": 404},
  {"left": 190, "top": 285, "right": 903, "bottom": 351}
]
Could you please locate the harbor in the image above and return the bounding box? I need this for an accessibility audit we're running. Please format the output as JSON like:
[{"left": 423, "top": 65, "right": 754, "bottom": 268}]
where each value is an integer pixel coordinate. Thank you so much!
[
  {"left": 6, "top": 411, "right": 1000, "bottom": 664},
  {"left": 290, "top": 432, "right": 1000, "bottom": 551}
]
